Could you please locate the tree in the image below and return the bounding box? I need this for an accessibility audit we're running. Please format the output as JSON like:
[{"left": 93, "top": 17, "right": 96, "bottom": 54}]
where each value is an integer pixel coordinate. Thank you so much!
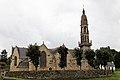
[
  {"left": 95, "top": 47, "right": 113, "bottom": 69},
  {"left": 111, "top": 49, "right": 118, "bottom": 62},
  {"left": 114, "top": 52, "right": 120, "bottom": 68},
  {"left": 94, "top": 58, "right": 101, "bottom": 69},
  {"left": 102, "top": 52, "right": 109, "bottom": 68},
  {"left": 1, "top": 49, "right": 7, "bottom": 63},
  {"left": 26, "top": 44, "right": 41, "bottom": 70},
  {"left": 85, "top": 49, "right": 95, "bottom": 68},
  {"left": 58, "top": 44, "right": 68, "bottom": 69},
  {"left": 0, "top": 62, "right": 6, "bottom": 69},
  {"left": 74, "top": 47, "right": 82, "bottom": 69},
  {"left": 95, "top": 49, "right": 103, "bottom": 69},
  {"left": 100, "top": 47, "right": 114, "bottom": 62}
]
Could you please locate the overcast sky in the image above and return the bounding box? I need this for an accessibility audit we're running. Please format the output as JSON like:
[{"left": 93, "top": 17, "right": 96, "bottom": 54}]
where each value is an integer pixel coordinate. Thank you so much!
[{"left": 0, "top": 0, "right": 120, "bottom": 56}]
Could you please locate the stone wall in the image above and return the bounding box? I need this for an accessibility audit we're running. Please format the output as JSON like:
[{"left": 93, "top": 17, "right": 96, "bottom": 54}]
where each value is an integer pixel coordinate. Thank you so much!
[
  {"left": 10, "top": 48, "right": 22, "bottom": 71},
  {"left": 5, "top": 70, "right": 112, "bottom": 79}
]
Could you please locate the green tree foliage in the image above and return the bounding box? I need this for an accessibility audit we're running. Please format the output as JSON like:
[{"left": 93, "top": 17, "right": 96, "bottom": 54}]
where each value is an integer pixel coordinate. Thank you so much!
[
  {"left": 94, "top": 58, "right": 101, "bottom": 69},
  {"left": 111, "top": 49, "right": 118, "bottom": 61},
  {"left": 102, "top": 52, "right": 109, "bottom": 68},
  {"left": 0, "top": 50, "right": 11, "bottom": 69},
  {"left": 1, "top": 49, "right": 7, "bottom": 63},
  {"left": 95, "top": 49, "right": 103, "bottom": 68},
  {"left": 101, "top": 47, "right": 114, "bottom": 62},
  {"left": 95, "top": 47, "right": 114, "bottom": 69},
  {"left": 0, "top": 62, "right": 7, "bottom": 69},
  {"left": 85, "top": 49, "right": 95, "bottom": 68},
  {"left": 6, "top": 56, "right": 11, "bottom": 65},
  {"left": 73, "top": 46, "right": 119, "bottom": 69},
  {"left": 114, "top": 52, "right": 120, "bottom": 68},
  {"left": 58, "top": 44, "right": 68, "bottom": 69},
  {"left": 26, "top": 44, "right": 41, "bottom": 70},
  {"left": 74, "top": 47, "right": 82, "bottom": 69}
]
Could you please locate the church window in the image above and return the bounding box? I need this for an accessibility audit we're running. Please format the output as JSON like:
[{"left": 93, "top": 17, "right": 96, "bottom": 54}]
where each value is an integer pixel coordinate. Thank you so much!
[
  {"left": 87, "top": 36, "right": 88, "bottom": 42},
  {"left": 82, "top": 35, "right": 85, "bottom": 42},
  {"left": 85, "top": 36, "right": 86, "bottom": 42},
  {"left": 81, "top": 36, "right": 83, "bottom": 42},
  {"left": 40, "top": 51, "right": 46, "bottom": 67},
  {"left": 84, "top": 26, "right": 87, "bottom": 33},
  {"left": 14, "top": 56, "right": 17, "bottom": 66},
  {"left": 81, "top": 27, "right": 82, "bottom": 33}
]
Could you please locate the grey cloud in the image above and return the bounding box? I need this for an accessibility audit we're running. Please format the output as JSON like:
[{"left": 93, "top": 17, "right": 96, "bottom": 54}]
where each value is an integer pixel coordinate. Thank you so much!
[{"left": 0, "top": 0, "right": 120, "bottom": 56}]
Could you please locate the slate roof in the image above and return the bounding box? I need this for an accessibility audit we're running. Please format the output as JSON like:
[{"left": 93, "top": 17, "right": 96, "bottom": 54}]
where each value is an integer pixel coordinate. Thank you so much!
[
  {"left": 15, "top": 46, "right": 75, "bottom": 59},
  {"left": 17, "top": 58, "right": 29, "bottom": 68},
  {"left": 18, "top": 48, "right": 27, "bottom": 59},
  {"left": 49, "top": 48, "right": 75, "bottom": 56},
  {"left": 68, "top": 49, "right": 75, "bottom": 57},
  {"left": 49, "top": 48, "right": 58, "bottom": 54},
  {"left": 106, "top": 62, "right": 115, "bottom": 67}
]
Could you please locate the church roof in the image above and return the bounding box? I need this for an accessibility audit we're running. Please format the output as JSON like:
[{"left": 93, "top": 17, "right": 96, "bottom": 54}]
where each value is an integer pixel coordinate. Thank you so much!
[
  {"left": 81, "top": 8, "right": 88, "bottom": 25},
  {"left": 68, "top": 49, "right": 75, "bottom": 57},
  {"left": 18, "top": 48, "right": 27, "bottom": 59},
  {"left": 48, "top": 48, "right": 75, "bottom": 56},
  {"left": 17, "top": 58, "right": 29, "bottom": 68},
  {"left": 49, "top": 48, "right": 58, "bottom": 54},
  {"left": 13, "top": 44, "right": 76, "bottom": 59}
]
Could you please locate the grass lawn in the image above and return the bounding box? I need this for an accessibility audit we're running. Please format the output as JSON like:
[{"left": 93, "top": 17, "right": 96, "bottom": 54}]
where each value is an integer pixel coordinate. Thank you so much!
[{"left": 84, "top": 70, "right": 120, "bottom": 80}]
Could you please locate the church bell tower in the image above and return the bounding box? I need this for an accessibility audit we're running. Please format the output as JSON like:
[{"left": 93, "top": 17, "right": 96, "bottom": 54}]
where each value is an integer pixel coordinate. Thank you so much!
[
  {"left": 79, "top": 8, "right": 92, "bottom": 52},
  {"left": 79, "top": 8, "right": 92, "bottom": 70}
]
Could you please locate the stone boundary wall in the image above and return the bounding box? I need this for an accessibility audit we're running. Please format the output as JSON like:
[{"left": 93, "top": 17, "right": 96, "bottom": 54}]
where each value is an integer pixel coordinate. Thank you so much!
[{"left": 5, "top": 70, "right": 112, "bottom": 79}]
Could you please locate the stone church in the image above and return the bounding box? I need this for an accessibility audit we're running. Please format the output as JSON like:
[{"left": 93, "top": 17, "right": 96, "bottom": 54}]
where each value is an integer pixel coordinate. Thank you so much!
[{"left": 10, "top": 9, "right": 92, "bottom": 71}]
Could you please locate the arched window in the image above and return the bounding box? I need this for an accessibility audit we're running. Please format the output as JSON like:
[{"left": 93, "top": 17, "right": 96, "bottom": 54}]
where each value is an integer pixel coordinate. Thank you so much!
[
  {"left": 85, "top": 36, "right": 86, "bottom": 42},
  {"left": 81, "top": 36, "right": 83, "bottom": 42},
  {"left": 82, "top": 35, "right": 85, "bottom": 42},
  {"left": 14, "top": 56, "right": 17, "bottom": 66},
  {"left": 81, "top": 27, "right": 83, "bottom": 33},
  {"left": 84, "top": 26, "right": 87, "bottom": 33},
  {"left": 40, "top": 51, "right": 46, "bottom": 67},
  {"left": 87, "top": 36, "right": 89, "bottom": 42}
]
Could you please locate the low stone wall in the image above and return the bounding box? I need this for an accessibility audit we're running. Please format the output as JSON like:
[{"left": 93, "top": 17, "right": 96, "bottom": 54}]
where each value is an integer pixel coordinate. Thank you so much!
[{"left": 5, "top": 70, "right": 112, "bottom": 79}]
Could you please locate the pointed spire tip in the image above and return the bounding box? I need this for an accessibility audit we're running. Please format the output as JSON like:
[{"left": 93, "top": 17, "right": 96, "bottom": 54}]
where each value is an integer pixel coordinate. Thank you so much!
[{"left": 83, "top": 8, "right": 85, "bottom": 14}]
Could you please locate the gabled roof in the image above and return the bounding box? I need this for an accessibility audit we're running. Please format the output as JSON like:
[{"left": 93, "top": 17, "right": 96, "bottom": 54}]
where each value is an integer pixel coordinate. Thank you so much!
[
  {"left": 49, "top": 48, "right": 75, "bottom": 57},
  {"left": 106, "top": 62, "right": 115, "bottom": 67},
  {"left": 39, "top": 42, "right": 48, "bottom": 50},
  {"left": 49, "top": 47, "right": 58, "bottom": 54},
  {"left": 12, "top": 46, "right": 28, "bottom": 59},
  {"left": 18, "top": 48, "right": 27, "bottom": 59},
  {"left": 68, "top": 49, "right": 75, "bottom": 57},
  {"left": 12, "top": 44, "right": 75, "bottom": 59}
]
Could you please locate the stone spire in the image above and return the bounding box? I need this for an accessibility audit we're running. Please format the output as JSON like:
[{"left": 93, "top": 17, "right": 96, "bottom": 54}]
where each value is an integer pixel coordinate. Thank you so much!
[
  {"left": 79, "top": 8, "right": 92, "bottom": 50},
  {"left": 83, "top": 8, "right": 85, "bottom": 14},
  {"left": 79, "top": 8, "right": 92, "bottom": 70},
  {"left": 81, "top": 8, "right": 88, "bottom": 25}
]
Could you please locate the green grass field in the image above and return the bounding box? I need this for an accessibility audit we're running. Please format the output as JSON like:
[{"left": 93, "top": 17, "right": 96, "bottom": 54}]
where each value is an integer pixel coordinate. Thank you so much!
[{"left": 84, "top": 70, "right": 120, "bottom": 80}]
